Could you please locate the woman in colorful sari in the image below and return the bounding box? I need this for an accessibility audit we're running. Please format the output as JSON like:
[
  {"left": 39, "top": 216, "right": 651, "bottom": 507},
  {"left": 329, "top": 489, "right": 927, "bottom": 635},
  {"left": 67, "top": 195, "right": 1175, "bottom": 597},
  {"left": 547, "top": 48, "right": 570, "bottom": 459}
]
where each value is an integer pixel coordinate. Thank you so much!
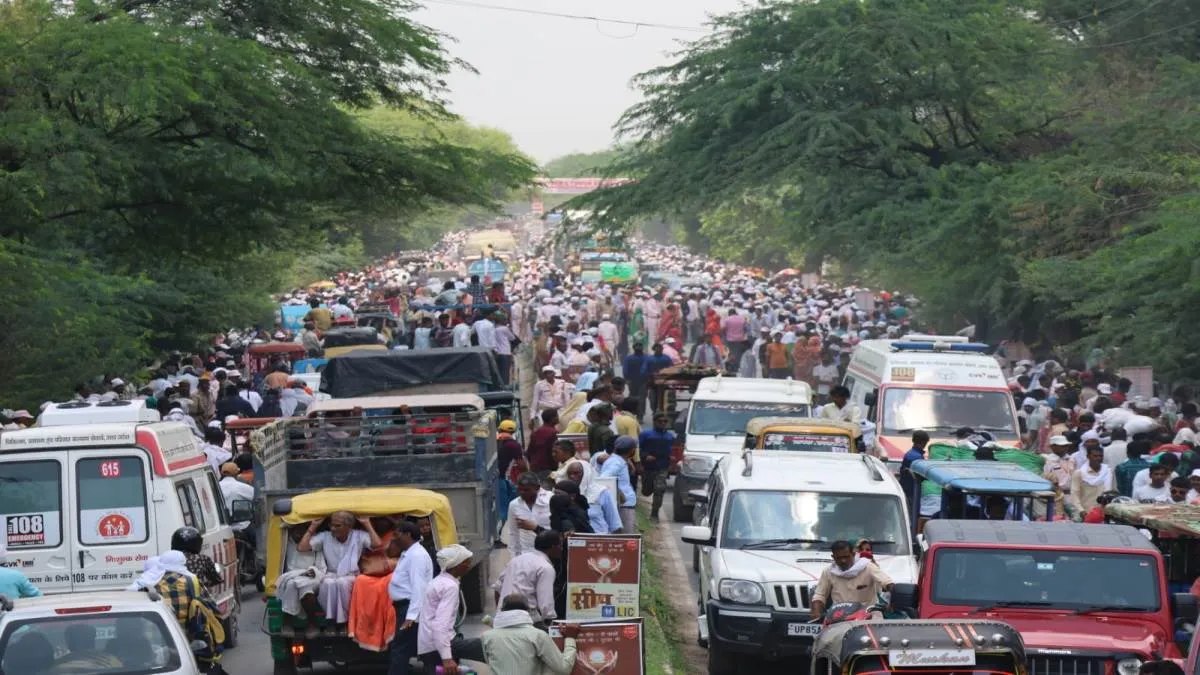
[
  {"left": 657, "top": 303, "right": 684, "bottom": 346},
  {"left": 628, "top": 305, "right": 646, "bottom": 352},
  {"left": 792, "top": 335, "right": 822, "bottom": 385}
]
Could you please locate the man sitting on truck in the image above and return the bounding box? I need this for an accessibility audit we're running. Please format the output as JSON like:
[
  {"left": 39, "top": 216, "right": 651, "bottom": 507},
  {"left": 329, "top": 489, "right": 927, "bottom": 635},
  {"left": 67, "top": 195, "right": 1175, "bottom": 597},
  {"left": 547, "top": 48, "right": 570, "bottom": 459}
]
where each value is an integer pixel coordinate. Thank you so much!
[{"left": 810, "top": 540, "right": 894, "bottom": 621}]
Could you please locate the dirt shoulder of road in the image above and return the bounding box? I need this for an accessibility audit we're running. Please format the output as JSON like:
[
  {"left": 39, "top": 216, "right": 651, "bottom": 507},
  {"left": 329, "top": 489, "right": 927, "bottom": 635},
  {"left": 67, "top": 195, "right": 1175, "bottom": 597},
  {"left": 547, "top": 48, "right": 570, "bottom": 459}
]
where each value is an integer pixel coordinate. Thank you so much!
[{"left": 639, "top": 503, "right": 706, "bottom": 674}]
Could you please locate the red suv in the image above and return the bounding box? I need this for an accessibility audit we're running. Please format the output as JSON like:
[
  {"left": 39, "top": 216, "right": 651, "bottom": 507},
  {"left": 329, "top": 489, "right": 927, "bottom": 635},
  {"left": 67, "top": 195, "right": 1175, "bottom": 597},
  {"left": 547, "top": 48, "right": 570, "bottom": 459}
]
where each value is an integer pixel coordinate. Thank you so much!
[{"left": 891, "top": 520, "right": 1198, "bottom": 675}]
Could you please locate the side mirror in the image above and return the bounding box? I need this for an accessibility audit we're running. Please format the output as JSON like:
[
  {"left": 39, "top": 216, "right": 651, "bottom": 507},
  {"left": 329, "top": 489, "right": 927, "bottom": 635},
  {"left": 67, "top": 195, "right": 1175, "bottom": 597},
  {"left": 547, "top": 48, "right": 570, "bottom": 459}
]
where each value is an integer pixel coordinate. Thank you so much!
[
  {"left": 688, "top": 490, "right": 709, "bottom": 504},
  {"left": 890, "top": 582, "right": 918, "bottom": 613},
  {"left": 230, "top": 499, "right": 254, "bottom": 523},
  {"left": 864, "top": 392, "right": 878, "bottom": 408},
  {"left": 190, "top": 640, "right": 209, "bottom": 654},
  {"left": 681, "top": 525, "right": 714, "bottom": 546},
  {"left": 1173, "top": 593, "right": 1199, "bottom": 622}
]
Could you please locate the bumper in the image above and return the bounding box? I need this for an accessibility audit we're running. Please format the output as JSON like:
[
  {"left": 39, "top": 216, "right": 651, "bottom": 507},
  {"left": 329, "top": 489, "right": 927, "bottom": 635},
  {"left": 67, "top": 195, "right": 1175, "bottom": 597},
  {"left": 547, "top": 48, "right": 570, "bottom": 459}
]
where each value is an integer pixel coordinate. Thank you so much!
[
  {"left": 705, "top": 600, "right": 817, "bottom": 659},
  {"left": 676, "top": 473, "right": 708, "bottom": 504}
]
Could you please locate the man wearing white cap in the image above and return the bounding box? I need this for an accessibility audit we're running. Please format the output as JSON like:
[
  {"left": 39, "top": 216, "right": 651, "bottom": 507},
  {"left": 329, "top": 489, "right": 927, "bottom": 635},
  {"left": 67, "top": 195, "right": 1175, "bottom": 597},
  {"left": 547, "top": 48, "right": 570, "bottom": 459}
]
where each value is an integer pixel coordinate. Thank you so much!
[
  {"left": 531, "top": 367, "right": 571, "bottom": 426},
  {"left": 1043, "top": 436, "right": 1076, "bottom": 518},
  {"left": 418, "top": 545, "right": 484, "bottom": 674}
]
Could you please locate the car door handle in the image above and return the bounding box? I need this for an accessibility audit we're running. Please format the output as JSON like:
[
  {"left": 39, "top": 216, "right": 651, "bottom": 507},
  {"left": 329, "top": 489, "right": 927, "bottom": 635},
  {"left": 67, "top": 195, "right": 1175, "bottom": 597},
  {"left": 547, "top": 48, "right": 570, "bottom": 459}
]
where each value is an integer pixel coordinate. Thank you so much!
[{"left": 79, "top": 551, "right": 86, "bottom": 568}]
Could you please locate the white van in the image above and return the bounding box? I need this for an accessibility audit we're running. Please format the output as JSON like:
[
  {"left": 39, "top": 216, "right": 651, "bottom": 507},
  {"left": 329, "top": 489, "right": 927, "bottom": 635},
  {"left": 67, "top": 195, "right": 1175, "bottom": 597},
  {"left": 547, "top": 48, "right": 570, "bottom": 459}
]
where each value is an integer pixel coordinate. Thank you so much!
[
  {"left": 673, "top": 376, "right": 812, "bottom": 522},
  {"left": 0, "top": 401, "right": 240, "bottom": 643},
  {"left": 842, "top": 335, "right": 1019, "bottom": 468},
  {"left": 681, "top": 451, "right": 917, "bottom": 674}
]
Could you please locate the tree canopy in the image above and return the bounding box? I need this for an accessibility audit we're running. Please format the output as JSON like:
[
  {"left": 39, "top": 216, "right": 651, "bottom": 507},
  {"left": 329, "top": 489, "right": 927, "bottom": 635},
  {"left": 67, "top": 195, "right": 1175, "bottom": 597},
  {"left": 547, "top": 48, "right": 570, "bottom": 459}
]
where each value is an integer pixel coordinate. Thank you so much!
[
  {"left": 542, "top": 149, "right": 625, "bottom": 178},
  {"left": 580, "top": 0, "right": 1200, "bottom": 380},
  {"left": 0, "top": 0, "right": 535, "bottom": 407}
]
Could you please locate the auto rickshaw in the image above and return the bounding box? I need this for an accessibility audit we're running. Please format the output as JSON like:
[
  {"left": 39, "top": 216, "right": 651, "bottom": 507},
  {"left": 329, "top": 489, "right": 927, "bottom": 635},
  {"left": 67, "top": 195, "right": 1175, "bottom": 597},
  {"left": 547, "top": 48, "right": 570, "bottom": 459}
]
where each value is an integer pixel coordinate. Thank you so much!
[
  {"left": 908, "top": 459, "right": 1056, "bottom": 536},
  {"left": 246, "top": 341, "right": 307, "bottom": 386},
  {"left": 743, "top": 417, "right": 863, "bottom": 454},
  {"left": 1105, "top": 502, "right": 1200, "bottom": 595},
  {"left": 264, "top": 487, "right": 461, "bottom": 675},
  {"left": 811, "top": 620, "right": 1025, "bottom": 675}
]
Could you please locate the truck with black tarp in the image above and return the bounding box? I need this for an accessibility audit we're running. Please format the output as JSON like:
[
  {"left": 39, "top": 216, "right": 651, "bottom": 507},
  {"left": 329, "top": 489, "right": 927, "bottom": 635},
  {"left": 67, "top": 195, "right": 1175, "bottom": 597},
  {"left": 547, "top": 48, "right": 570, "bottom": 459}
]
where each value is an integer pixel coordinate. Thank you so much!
[{"left": 318, "top": 347, "right": 523, "bottom": 431}]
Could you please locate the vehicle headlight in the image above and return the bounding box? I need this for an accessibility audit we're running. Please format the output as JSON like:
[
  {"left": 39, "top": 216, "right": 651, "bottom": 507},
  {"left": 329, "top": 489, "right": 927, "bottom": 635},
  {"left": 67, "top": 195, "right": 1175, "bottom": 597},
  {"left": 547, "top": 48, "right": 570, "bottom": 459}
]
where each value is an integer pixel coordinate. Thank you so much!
[
  {"left": 718, "top": 579, "right": 765, "bottom": 605},
  {"left": 1116, "top": 659, "right": 1141, "bottom": 675},
  {"left": 681, "top": 454, "right": 716, "bottom": 476}
]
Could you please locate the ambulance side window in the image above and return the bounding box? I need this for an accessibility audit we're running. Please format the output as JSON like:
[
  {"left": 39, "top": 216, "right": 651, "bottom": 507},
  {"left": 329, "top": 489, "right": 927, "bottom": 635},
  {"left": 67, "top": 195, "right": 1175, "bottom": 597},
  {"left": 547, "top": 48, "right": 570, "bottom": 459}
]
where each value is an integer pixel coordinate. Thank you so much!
[
  {"left": 0, "top": 460, "right": 63, "bottom": 548},
  {"left": 204, "top": 472, "right": 229, "bottom": 527},
  {"left": 174, "top": 480, "right": 206, "bottom": 532},
  {"left": 76, "top": 457, "right": 148, "bottom": 545}
]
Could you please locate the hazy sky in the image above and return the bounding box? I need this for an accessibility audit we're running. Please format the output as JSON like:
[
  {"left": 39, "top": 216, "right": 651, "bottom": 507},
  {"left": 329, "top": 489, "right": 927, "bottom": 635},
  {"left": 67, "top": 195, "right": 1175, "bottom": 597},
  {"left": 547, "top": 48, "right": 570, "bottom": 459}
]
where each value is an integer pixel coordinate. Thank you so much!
[{"left": 413, "top": 0, "right": 747, "bottom": 164}]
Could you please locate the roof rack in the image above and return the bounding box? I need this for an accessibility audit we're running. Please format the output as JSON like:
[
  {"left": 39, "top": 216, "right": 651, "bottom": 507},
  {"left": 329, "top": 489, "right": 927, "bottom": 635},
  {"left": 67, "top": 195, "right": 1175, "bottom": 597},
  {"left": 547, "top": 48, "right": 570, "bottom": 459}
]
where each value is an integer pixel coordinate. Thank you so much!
[
  {"left": 860, "top": 454, "right": 884, "bottom": 481},
  {"left": 741, "top": 448, "right": 754, "bottom": 477}
]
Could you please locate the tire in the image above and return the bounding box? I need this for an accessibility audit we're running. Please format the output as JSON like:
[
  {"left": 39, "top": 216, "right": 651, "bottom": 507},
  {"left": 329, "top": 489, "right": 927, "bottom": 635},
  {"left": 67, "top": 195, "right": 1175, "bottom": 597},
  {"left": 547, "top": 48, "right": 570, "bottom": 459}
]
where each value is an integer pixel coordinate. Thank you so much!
[
  {"left": 272, "top": 660, "right": 298, "bottom": 675},
  {"left": 708, "top": 640, "right": 739, "bottom": 675},
  {"left": 672, "top": 487, "right": 694, "bottom": 523},
  {"left": 255, "top": 574, "right": 266, "bottom": 593},
  {"left": 222, "top": 609, "right": 239, "bottom": 649}
]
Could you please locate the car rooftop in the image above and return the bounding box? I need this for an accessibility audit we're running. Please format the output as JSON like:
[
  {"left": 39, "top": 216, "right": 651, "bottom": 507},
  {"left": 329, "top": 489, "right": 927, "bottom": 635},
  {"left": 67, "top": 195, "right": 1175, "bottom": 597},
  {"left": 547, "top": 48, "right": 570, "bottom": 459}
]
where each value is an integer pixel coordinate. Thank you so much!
[
  {"left": 693, "top": 376, "right": 812, "bottom": 397},
  {"left": 923, "top": 520, "right": 1159, "bottom": 551},
  {"left": 10, "top": 591, "right": 165, "bottom": 609},
  {"left": 719, "top": 452, "right": 900, "bottom": 494}
]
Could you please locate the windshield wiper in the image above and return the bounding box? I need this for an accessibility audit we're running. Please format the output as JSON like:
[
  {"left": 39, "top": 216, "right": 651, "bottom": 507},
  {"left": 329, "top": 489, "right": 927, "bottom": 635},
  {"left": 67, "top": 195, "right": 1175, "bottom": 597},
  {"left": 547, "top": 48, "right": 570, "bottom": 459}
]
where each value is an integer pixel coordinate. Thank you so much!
[
  {"left": 741, "top": 538, "right": 826, "bottom": 550},
  {"left": 970, "top": 601, "right": 1055, "bottom": 613},
  {"left": 1071, "top": 604, "right": 1138, "bottom": 615}
]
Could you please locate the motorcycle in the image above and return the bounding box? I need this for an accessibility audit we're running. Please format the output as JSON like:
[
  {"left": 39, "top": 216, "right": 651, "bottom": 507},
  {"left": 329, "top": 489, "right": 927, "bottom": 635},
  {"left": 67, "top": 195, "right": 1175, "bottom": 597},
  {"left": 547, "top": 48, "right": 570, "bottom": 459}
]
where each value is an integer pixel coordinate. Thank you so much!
[{"left": 230, "top": 499, "right": 265, "bottom": 592}]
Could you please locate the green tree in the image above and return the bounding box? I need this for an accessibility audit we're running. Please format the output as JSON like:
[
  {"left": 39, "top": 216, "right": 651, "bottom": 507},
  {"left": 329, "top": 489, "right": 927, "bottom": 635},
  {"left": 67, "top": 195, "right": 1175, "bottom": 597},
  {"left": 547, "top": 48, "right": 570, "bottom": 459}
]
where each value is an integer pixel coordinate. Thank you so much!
[
  {"left": 542, "top": 149, "right": 625, "bottom": 178},
  {"left": 0, "top": 0, "right": 534, "bottom": 406}
]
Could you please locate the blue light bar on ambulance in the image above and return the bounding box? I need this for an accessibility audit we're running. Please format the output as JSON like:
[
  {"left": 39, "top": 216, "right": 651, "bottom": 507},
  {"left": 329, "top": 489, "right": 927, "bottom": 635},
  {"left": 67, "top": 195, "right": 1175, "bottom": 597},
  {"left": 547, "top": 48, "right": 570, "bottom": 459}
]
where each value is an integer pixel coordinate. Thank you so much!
[{"left": 891, "top": 341, "right": 990, "bottom": 353}]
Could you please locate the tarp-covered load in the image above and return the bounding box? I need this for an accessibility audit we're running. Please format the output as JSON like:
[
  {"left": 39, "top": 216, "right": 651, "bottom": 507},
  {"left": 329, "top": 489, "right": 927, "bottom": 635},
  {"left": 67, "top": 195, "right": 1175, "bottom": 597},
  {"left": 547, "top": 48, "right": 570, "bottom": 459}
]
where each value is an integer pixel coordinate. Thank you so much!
[
  {"left": 321, "top": 326, "right": 379, "bottom": 348},
  {"left": 919, "top": 443, "right": 1046, "bottom": 498},
  {"left": 319, "top": 348, "right": 506, "bottom": 398}
]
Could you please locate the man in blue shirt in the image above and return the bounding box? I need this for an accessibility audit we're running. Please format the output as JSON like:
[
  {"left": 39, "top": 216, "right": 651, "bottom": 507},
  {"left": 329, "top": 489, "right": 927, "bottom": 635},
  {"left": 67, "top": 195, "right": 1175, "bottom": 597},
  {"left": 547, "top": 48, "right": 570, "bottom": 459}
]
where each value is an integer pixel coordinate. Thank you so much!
[
  {"left": 899, "top": 430, "right": 930, "bottom": 509},
  {"left": 0, "top": 544, "right": 42, "bottom": 599},
  {"left": 622, "top": 343, "right": 648, "bottom": 418},
  {"left": 638, "top": 413, "right": 676, "bottom": 519},
  {"left": 600, "top": 436, "right": 639, "bottom": 534},
  {"left": 640, "top": 343, "right": 675, "bottom": 420}
]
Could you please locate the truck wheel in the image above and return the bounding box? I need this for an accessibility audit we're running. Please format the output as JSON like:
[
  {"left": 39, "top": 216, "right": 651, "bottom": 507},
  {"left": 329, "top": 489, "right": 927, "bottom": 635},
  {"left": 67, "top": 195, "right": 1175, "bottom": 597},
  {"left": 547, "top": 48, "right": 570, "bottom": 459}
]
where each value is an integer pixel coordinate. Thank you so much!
[
  {"left": 673, "top": 488, "right": 694, "bottom": 523},
  {"left": 708, "top": 641, "right": 740, "bottom": 675},
  {"left": 272, "top": 660, "right": 298, "bottom": 675}
]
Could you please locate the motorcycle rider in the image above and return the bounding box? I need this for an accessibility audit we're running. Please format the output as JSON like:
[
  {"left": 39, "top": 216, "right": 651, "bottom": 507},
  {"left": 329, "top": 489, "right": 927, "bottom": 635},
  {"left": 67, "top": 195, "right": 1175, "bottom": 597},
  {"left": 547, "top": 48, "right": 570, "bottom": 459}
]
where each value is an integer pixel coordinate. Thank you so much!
[
  {"left": 172, "top": 526, "right": 223, "bottom": 589},
  {"left": 809, "top": 539, "right": 894, "bottom": 621}
]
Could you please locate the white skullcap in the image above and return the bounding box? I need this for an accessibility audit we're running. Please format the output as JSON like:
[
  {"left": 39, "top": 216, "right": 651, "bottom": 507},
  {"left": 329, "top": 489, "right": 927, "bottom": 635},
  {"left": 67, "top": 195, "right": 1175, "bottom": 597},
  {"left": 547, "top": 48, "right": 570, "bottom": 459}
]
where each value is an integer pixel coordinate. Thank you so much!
[{"left": 436, "top": 544, "right": 473, "bottom": 570}]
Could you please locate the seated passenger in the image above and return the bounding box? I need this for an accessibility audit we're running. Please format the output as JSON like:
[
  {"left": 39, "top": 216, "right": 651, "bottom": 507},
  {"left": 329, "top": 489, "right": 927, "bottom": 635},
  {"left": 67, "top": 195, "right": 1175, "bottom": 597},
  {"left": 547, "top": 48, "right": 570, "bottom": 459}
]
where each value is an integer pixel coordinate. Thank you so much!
[
  {"left": 4, "top": 631, "right": 55, "bottom": 674},
  {"left": 52, "top": 624, "right": 123, "bottom": 673},
  {"left": 276, "top": 524, "right": 329, "bottom": 619},
  {"left": 297, "top": 511, "right": 382, "bottom": 623},
  {"left": 104, "top": 618, "right": 157, "bottom": 670},
  {"left": 348, "top": 517, "right": 403, "bottom": 652}
]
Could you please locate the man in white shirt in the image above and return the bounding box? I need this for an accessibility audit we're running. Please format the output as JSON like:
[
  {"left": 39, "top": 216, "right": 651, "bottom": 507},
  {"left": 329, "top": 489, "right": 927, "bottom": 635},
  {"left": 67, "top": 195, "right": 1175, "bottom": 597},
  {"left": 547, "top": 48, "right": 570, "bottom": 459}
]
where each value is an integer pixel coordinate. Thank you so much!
[
  {"left": 819, "top": 386, "right": 861, "bottom": 425},
  {"left": 530, "top": 367, "right": 572, "bottom": 426},
  {"left": 496, "top": 530, "right": 560, "bottom": 627},
  {"left": 505, "top": 473, "right": 552, "bottom": 555},
  {"left": 473, "top": 313, "right": 497, "bottom": 351},
  {"left": 388, "top": 521, "right": 434, "bottom": 675},
  {"left": 1132, "top": 463, "right": 1173, "bottom": 504},
  {"left": 202, "top": 426, "right": 232, "bottom": 474},
  {"left": 451, "top": 317, "right": 473, "bottom": 349},
  {"left": 811, "top": 353, "right": 839, "bottom": 403},
  {"left": 218, "top": 464, "right": 255, "bottom": 525},
  {"left": 330, "top": 297, "right": 355, "bottom": 321}
]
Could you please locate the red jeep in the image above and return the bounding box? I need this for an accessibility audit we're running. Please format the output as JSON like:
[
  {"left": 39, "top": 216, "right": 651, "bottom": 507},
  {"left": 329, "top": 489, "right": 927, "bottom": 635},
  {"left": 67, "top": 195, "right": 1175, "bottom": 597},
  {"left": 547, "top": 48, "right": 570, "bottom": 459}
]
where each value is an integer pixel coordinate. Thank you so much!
[{"left": 891, "top": 520, "right": 1198, "bottom": 675}]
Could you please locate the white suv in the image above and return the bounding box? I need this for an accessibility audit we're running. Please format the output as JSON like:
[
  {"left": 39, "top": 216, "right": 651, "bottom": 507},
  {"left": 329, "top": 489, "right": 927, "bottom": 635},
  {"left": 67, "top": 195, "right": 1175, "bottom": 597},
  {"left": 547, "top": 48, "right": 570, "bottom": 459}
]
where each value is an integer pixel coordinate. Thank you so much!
[
  {"left": 682, "top": 451, "right": 917, "bottom": 675},
  {"left": 0, "top": 590, "right": 203, "bottom": 674}
]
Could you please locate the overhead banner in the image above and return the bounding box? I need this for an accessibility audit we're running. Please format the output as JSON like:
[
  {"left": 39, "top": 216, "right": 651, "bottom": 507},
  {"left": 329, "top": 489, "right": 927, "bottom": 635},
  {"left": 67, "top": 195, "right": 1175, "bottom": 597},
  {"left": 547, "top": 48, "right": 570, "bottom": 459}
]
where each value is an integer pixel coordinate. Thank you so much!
[
  {"left": 565, "top": 534, "right": 642, "bottom": 622},
  {"left": 600, "top": 262, "right": 638, "bottom": 283},
  {"left": 550, "top": 619, "right": 645, "bottom": 675}
]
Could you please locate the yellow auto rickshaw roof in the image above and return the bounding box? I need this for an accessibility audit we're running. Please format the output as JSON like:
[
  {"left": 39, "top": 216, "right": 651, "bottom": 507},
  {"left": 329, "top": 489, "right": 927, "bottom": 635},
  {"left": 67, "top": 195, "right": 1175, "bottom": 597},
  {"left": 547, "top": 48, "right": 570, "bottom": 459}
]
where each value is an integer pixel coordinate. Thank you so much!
[
  {"left": 744, "top": 416, "right": 862, "bottom": 438},
  {"left": 280, "top": 487, "right": 457, "bottom": 546}
]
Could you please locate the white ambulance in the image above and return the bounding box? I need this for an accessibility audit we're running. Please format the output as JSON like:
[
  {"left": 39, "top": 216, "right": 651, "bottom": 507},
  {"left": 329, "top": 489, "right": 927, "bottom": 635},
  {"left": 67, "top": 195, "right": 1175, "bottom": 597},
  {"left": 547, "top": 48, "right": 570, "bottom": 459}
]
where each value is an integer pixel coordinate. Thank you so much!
[
  {"left": 0, "top": 401, "right": 241, "bottom": 645},
  {"left": 842, "top": 335, "right": 1019, "bottom": 469}
]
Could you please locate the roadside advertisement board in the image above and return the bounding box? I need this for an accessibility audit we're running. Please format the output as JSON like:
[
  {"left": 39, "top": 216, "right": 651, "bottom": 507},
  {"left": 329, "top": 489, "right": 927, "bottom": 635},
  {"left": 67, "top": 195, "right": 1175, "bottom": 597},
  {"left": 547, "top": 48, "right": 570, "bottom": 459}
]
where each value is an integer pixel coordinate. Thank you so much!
[
  {"left": 565, "top": 534, "right": 641, "bottom": 622},
  {"left": 550, "top": 619, "right": 645, "bottom": 675}
]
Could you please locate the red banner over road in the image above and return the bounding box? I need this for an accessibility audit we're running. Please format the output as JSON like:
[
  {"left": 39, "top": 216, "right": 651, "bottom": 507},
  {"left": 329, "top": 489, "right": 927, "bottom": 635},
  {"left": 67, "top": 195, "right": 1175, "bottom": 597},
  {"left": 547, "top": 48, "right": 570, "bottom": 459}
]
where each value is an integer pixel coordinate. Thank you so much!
[{"left": 538, "top": 177, "right": 633, "bottom": 194}]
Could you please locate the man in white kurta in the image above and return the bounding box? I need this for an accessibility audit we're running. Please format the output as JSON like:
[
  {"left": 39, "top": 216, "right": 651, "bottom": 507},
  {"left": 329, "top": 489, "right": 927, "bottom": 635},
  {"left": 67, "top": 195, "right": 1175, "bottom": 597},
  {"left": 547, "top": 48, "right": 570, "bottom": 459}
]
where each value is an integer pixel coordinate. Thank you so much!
[{"left": 298, "top": 512, "right": 381, "bottom": 623}]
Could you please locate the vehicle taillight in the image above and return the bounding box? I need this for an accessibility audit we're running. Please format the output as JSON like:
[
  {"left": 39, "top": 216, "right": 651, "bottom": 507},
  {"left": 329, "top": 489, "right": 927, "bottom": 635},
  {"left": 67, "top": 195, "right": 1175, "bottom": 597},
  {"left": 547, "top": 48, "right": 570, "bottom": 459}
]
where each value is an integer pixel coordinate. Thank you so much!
[
  {"left": 54, "top": 606, "right": 112, "bottom": 614},
  {"left": 291, "top": 643, "right": 306, "bottom": 656}
]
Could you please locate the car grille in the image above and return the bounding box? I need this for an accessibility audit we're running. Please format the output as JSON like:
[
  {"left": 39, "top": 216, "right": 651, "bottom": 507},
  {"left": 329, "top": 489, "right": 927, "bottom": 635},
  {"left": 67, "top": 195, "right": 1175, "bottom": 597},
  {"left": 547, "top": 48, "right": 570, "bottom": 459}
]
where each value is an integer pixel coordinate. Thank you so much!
[
  {"left": 1027, "top": 656, "right": 1108, "bottom": 675},
  {"left": 767, "top": 582, "right": 809, "bottom": 611}
]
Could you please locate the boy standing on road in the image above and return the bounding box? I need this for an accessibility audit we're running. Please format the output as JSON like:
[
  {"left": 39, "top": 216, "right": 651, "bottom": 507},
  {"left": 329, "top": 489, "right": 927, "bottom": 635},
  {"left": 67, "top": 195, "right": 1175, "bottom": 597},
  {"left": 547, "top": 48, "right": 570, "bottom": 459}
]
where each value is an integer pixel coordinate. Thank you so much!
[{"left": 639, "top": 413, "right": 675, "bottom": 519}]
